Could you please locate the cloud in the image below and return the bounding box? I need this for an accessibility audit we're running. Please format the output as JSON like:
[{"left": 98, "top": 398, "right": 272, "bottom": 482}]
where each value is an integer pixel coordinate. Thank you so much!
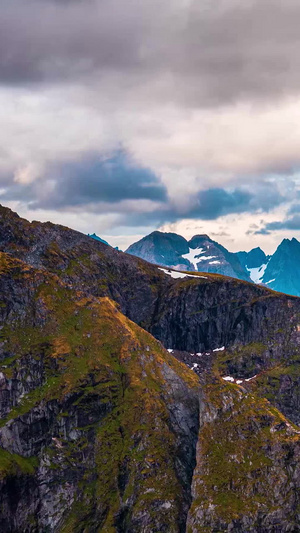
[
  {"left": 1, "top": 0, "right": 300, "bottom": 246},
  {"left": 1, "top": 150, "right": 167, "bottom": 209},
  {"left": 211, "top": 231, "right": 231, "bottom": 238},
  {"left": 254, "top": 228, "right": 271, "bottom": 235},
  {"left": 287, "top": 202, "right": 300, "bottom": 215},
  {"left": 0, "top": 144, "right": 292, "bottom": 234},
  {"left": 261, "top": 214, "right": 300, "bottom": 231},
  {"left": 1, "top": 1, "right": 300, "bottom": 188},
  {"left": 2, "top": 0, "right": 300, "bottom": 107}
]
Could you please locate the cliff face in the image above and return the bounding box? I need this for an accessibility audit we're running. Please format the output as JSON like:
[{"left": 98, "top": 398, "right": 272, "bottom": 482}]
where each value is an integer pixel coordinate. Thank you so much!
[
  {"left": 187, "top": 377, "right": 300, "bottom": 533},
  {"left": 0, "top": 205, "right": 300, "bottom": 532},
  {"left": 0, "top": 252, "right": 199, "bottom": 532}
]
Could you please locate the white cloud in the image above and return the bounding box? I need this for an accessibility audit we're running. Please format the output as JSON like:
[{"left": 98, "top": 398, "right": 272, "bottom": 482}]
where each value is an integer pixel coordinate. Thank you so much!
[
  {"left": 159, "top": 205, "right": 294, "bottom": 255},
  {"left": 1, "top": 0, "right": 300, "bottom": 247}
]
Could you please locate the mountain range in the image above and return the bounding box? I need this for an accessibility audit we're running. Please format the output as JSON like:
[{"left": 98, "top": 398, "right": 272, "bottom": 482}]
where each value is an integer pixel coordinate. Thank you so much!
[
  {"left": 0, "top": 204, "right": 299, "bottom": 532},
  {"left": 126, "top": 231, "right": 300, "bottom": 297}
]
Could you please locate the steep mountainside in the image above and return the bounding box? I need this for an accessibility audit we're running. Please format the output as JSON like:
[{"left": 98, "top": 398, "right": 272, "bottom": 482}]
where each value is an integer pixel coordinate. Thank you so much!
[
  {"left": 0, "top": 204, "right": 300, "bottom": 531},
  {"left": 237, "top": 246, "right": 270, "bottom": 284},
  {"left": 127, "top": 231, "right": 251, "bottom": 281},
  {"left": 187, "top": 374, "right": 300, "bottom": 532},
  {"left": 237, "top": 246, "right": 268, "bottom": 269},
  {"left": 0, "top": 252, "right": 199, "bottom": 532},
  {"left": 261, "top": 237, "right": 300, "bottom": 296},
  {"left": 126, "top": 230, "right": 191, "bottom": 270}
]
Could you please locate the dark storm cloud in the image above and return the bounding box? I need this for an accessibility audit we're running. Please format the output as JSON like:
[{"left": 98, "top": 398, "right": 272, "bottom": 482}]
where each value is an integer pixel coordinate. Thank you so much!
[
  {"left": 188, "top": 188, "right": 252, "bottom": 219},
  {"left": 287, "top": 203, "right": 300, "bottom": 215},
  {"left": 0, "top": 147, "right": 291, "bottom": 231},
  {"left": 0, "top": 0, "right": 149, "bottom": 85},
  {"left": 186, "top": 182, "right": 285, "bottom": 221},
  {"left": 106, "top": 183, "right": 288, "bottom": 229},
  {"left": 2, "top": 150, "right": 167, "bottom": 208},
  {"left": 127, "top": 174, "right": 291, "bottom": 228},
  {"left": 2, "top": 0, "right": 300, "bottom": 106},
  {"left": 260, "top": 214, "right": 300, "bottom": 232}
]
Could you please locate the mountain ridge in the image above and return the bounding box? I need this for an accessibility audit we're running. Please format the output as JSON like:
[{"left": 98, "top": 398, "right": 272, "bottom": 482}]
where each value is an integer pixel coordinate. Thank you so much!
[
  {"left": 127, "top": 229, "right": 300, "bottom": 297},
  {"left": 0, "top": 204, "right": 300, "bottom": 531},
  {"left": 126, "top": 230, "right": 251, "bottom": 282}
]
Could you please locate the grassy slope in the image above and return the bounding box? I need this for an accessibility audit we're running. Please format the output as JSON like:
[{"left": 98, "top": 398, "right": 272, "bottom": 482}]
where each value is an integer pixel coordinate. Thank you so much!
[
  {"left": 0, "top": 252, "right": 199, "bottom": 531},
  {"left": 188, "top": 377, "right": 300, "bottom": 531}
]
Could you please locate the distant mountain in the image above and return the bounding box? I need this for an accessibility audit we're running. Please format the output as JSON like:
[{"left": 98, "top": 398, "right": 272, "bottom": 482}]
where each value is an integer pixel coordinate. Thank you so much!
[
  {"left": 237, "top": 247, "right": 268, "bottom": 269},
  {"left": 88, "top": 233, "right": 110, "bottom": 246},
  {"left": 127, "top": 231, "right": 300, "bottom": 296},
  {"left": 237, "top": 247, "right": 270, "bottom": 284},
  {"left": 238, "top": 238, "right": 300, "bottom": 296},
  {"left": 261, "top": 238, "right": 300, "bottom": 296},
  {"left": 126, "top": 231, "right": 192, "bottom": 270},
  {"left": 184, "top": 234, "right": 251, "bottom": 281},
  {"left": 127, "top": 231, "right": 251, "bottom": 281}
]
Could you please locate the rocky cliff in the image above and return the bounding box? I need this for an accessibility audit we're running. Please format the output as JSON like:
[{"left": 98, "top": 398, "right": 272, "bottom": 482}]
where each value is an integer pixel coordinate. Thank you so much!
[
  {"left": 0, "top": 252, "right": 199, "bottom": 532},
  {"left": 0, "top": 205, "right": 299, "bottom": 532}
]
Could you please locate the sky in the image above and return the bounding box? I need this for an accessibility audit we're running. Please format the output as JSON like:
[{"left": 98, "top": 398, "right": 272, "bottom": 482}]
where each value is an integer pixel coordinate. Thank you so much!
[{"left": 1, "top": 0, "right": 300, "bottom": 253}]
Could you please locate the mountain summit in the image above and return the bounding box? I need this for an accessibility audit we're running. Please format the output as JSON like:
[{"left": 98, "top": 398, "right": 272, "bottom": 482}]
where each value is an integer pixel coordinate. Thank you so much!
[
  {"left": 127, "top": 231, "right": 251, "bottom": 281},
  {"left": 261, "top": 237, "right": 300, "bottom": 295},
  {"left": 127, "top": 230, "right": 300, "bottom": 297}
]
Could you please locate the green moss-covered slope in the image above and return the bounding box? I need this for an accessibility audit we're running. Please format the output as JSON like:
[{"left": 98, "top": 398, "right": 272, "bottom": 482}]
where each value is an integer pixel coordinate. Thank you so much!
[
  {"left": 0, "top": 252, "right": 199, "bottom": 532},
  {"left": 187, "top": 377, "right": 300, "bottom": 532}
]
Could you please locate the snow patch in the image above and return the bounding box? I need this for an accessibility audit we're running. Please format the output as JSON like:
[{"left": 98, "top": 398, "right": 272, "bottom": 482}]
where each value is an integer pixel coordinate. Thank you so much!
[
  {"left": 222, "top": 374, "right": 257, "bottom": 384},
  {"left": 182, "top": 247, "right": 205, "bottom": 269},
  {"left": 247, "top": 263, "right": 268, "bottom": 284},
  {"left": 158, "top": 267, "right": 207, "bottom": 279},
  {"left": 209, "top": 260, "right": 221, "bottom": 265},
  {"left": 265, "top": 279, "right": 276, "bottom": 284},
  {"left": 197, "top": 255, "right": 217, "bottom": 262},
  {"left": 167, "top": 349, "right": 173, "bottom": 353},
  {"left": 213, "top": 346, "right": 225, "bottom": 352},
  {"left": 245, "top": 375, "right": 257, "bottom": 382},
  {"left": 285, "top": 422, "right": 300, "bottom": 434}
]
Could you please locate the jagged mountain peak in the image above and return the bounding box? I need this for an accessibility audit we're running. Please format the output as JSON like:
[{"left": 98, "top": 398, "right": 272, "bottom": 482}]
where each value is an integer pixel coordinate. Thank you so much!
[
  {"left": 188, "top": 233, "right": 211, "bottom": 246},
  {"left": 127, "top": 230, "right": 251, "bottom": 281},
  {"left": 278, "top": 236, "right": 300, "bottom": 250},
  {"left": 237, "top": 247, "right": 269, "bottom": 282},
  {"left": 260, "top": 235, "right": 300, "bottom": 295},
  {"left": 126, "top": 230, "right": 190, "bottom": 269}
]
